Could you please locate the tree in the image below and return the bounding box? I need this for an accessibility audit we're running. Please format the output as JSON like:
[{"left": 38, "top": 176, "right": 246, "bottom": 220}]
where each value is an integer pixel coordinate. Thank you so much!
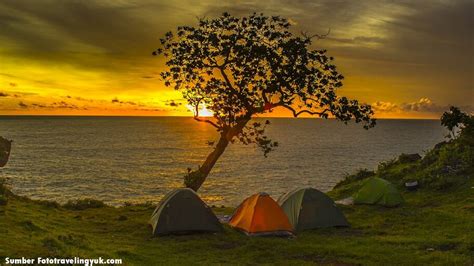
[
  {"left": 441, "top": 106, "right": 471, "bottom": 139},
  {"left": 153, "top": 13, "right": 376, "bottom": 191}
]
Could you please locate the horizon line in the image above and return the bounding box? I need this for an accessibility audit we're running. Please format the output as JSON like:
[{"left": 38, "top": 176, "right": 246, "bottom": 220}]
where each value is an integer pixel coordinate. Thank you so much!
[{"left": 0, "top": 114, "right": 439, "bottom": 120}]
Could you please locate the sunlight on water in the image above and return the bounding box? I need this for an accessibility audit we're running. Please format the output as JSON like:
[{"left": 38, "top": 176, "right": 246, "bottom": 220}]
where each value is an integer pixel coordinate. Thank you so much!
[{"left": 0, "top": 117, "right": 445, "bottom": 206}]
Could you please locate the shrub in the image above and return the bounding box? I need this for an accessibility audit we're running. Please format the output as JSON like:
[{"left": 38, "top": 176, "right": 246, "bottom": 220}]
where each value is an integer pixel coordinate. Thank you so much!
[
  {"left": 37, "top": 200, "right": 60, "bottom": 208},
  {"left": 0, "top": 195, "right": 7, "bottom": 206},
  {"left": 398, "top": 153, "right": 421, "bottom": 164},
  {"left": 422, "top": 141, "right": 473, "bottom": 190},
  {"left": 63, "top": 199, "right": 105, "bottom": 210},
  {"left": 0, "top": 178, "right": 9, "bottom": 205},
  {"left": 0, "top": 178, "right": 8, "bottom": 195},
  {"left": 332, "top": 107, "right": 473, "bottom": 193},
  {"left": 413, "top": 122, "right": 473, "bottom": 190},
  {"left": 377, "top": 158, "right": 398, "bottom": 173},
  {"left": 334, "top": 169, "right": 375, "bottom": 189}
]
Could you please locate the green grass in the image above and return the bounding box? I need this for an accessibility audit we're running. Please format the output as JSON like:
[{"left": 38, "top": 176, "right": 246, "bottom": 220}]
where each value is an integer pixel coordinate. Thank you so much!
[{"left": 1, "top": 178, "right": 473, "bottom": 265}]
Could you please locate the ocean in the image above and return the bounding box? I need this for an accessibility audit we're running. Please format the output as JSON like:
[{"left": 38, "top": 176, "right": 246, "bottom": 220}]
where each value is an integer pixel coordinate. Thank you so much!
[{"left": 0, "top": 116, "right": 445, "bottom": 206}]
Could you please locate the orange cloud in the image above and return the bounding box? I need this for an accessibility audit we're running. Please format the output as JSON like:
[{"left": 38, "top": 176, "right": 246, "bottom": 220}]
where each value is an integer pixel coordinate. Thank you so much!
[{"left": 372, "top": 98, "right": 473, "bottom": 118}]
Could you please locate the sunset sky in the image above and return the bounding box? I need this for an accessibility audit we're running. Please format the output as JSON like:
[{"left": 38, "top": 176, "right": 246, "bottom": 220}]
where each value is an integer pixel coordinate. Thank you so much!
[{"left": 0, "top": 0, "right": 472, "bottom": 118}]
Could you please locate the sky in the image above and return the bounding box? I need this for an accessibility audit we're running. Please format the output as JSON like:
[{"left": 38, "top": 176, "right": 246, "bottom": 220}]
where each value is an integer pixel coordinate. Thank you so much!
[{"left": 0, "top": 0, "right": 472, "bottom": 118}]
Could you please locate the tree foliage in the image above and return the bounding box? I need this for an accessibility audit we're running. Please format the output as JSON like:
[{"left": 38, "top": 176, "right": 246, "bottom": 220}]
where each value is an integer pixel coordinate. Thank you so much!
[
  {"left": 153, "top": 13, "right": 376, "bottom": 190},
  {"left": 441, "top": 106, "right": 470, "bottom": 139},
  {"left": 154, "top": 13, "right": 375, "bottom": 152}
]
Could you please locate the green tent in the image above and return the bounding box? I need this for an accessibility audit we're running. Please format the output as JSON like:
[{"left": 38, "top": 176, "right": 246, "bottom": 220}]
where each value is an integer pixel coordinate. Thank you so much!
[
  {"left": 353, "top": 177, "right": 404, "bottom": 207},
  {"left": 149, "top": 188, "right": 222, "bottom": 236},
  {"left": 278, "top": 187, "right": 349, "bottom": 231}
]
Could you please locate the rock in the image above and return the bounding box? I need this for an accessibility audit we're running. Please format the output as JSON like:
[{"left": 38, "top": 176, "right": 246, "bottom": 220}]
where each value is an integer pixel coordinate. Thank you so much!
[
  {"left": 405, "top": 181, "right": 419, "bottom": 191},
  {"left": 434, "top": 141, "right": 447, "bottom": 150},
  {"left": 336, "top": 197, "right": 354, "bottom": 205},
  {"left": 0, "top": 136, "right": 12, "bottom": 167}
]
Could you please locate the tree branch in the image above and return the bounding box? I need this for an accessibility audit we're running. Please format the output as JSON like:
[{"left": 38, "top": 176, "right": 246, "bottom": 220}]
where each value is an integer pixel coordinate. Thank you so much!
[
  {"left": 281, "top": 104, "right": 329, "bottom": 117},
  {"left": 219, "top": 67, "right": 254, "bottom": 110},
  {"left": 301, "top": 28, "right": 331, "bottom": 40},
  {"left": 219, "top": 67, "right": 237, "bottom": 92},
  {"left": 194, "top": 116, "right": 220, "bottom": 128},
  {"left": 193, "top": 100, "right": 220, "bottom": 129},
  {"left": 202, "top": 62, "right": 220, "bottom": 68}
]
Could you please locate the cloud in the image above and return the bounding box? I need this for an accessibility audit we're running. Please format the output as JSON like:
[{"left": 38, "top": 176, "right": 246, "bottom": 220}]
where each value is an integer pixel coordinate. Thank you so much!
[
  {"left": 0, "top": 0, "right": 173, "bottom": 73},
  {"left": 0, "top": 0, "right": 472, "bottom": 116},
  {"left": 51, "top": 101, "right": 80, "bottom": 109},
  {"left": 31, "top": 103, "right": 47, "bottom": 108},
  {"left": 133, "top": 108, "right": 164, "bottom": 112},
  {"left": 372, "top": 98, "right": 474, "bottom": 115},
  {"left": 371, "top": 101, "right": 399, "bottom": 113},
  {"left": 73, "top": 96, "right": 96, "bottom": 102},
  {"left": 327, "top": 36, "right": 386, "bottom": 47},
  {"left": 17, "top": 100, "right": 88, "bottom": 110},
  {"left": 111, "top": 97, "right": 138, "bottom": 105},
  {"left": 18, "top": 101, "right": 28, "bottom": 108},
  {"left": 0, "top": 92, "right": 9, "bottom": 97},
  {"left": 165, "top": 100, "right": 183, "bottom": 107},
  {"left": 399, "top": 98, "right": 444, "bottom": 113}
]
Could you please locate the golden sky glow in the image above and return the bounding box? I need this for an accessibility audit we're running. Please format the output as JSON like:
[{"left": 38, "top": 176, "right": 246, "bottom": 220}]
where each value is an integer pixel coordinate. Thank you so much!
[{"left": 0, "top": 0, "right": 472, "bottom": 118}]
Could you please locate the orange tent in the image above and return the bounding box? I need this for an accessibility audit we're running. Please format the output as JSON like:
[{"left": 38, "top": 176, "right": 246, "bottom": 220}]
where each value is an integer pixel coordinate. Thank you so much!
[{"left": 229, "top": 192, "right": 294, "bottom": 236}]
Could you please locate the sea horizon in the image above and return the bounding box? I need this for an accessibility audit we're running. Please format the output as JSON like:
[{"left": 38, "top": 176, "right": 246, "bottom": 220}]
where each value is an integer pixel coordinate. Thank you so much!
[{"left": 0, "top": 115, "right": 440, "bottom": 120}]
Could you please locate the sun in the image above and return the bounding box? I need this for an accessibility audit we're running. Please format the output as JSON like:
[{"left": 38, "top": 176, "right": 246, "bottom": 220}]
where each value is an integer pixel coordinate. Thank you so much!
[
  {"left": 187, "top": 104, "right": 213, "bottom": 117},
  {"left": 199, "top": 106, "right": 213, "bottom": 117}
]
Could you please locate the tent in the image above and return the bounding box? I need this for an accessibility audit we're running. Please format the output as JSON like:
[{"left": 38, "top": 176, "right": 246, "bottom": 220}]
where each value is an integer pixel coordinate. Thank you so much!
[
  {"left": 278, "top": 187, "right": 349, "bottom": 231},
  {"left": 149, "top": 188, "right": 222, "bottom": 236},
  {"left": 229, "top": 192, "right": 294, "bottom": 236},
  {"left": 353, "top": 177, "right": 404, "bottom": 207}
]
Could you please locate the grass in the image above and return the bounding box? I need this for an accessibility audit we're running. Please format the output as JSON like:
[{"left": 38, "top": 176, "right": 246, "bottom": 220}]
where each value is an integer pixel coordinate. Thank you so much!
[
  {"left": 1, "top": 127, "right": 473, "bottom": 265},
  {"left": 1, "top": 178, "right": 473, "bottom": 265}
]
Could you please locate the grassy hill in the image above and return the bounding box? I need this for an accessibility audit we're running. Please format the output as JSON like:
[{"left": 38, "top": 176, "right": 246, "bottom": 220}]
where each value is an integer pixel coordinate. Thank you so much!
[{"left": 1, "top": 118, "right": 473, "bottom": 265}]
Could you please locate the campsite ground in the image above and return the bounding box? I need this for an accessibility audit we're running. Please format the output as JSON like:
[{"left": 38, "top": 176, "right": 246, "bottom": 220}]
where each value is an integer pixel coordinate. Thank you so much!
[
  {"left": 1, "top": 178, "right": 472, "bottom": 265},
  {"left": 1, "top": 129, "right": 473, "bottom": 265}
]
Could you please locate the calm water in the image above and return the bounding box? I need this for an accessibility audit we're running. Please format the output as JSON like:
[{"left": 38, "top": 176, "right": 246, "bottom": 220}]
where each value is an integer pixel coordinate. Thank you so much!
[{"left": 0, "top": 116, "right": 445, "bottom": 206}]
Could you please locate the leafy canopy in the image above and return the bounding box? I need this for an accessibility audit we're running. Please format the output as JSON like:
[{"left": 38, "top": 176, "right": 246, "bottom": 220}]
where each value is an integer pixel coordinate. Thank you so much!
[
  {"left": 154, "top": 13, "right": 375, "bottom": 155},
  {"left": 441, "top": 106, "right": 472, "bottom": 139},
  {"left": 441, "top": 106, "right": 469, "bottom": 132}
]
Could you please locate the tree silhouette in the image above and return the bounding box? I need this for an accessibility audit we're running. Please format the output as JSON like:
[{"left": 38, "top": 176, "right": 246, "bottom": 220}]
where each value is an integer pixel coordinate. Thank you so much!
[
  {"left": 154, "top": 13, "right": 376, "bottom": 191},
  {"left": 441, "top": 106, "right": 470, "bottom": 139}
]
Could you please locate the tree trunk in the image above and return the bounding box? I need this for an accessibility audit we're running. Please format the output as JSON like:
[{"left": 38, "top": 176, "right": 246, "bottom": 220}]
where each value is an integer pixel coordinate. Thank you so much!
[
  {"left": 184, "top": 133, "right": 229, "bottom": 191},
  {"left": 184, "top": 118, "right": 250, "bottom": 191}
]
